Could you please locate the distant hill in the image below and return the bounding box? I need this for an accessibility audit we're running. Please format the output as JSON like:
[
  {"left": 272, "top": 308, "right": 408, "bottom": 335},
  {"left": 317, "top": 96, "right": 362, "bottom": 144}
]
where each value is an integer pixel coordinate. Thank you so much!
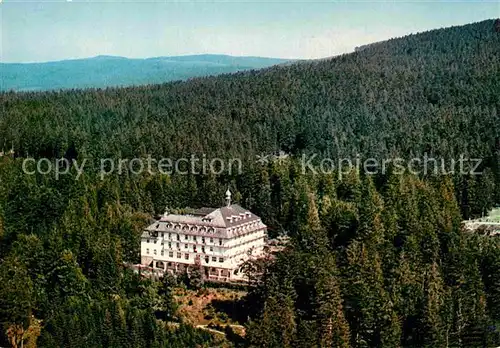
[{"left": 0, "top": 54, "right": 290, "bottom": 91}]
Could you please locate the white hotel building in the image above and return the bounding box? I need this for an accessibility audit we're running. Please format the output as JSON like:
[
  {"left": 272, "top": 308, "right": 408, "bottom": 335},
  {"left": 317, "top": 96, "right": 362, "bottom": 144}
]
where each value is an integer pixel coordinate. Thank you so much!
[{"left": 140, "top": 191, "right": 267, "bottom": 281}]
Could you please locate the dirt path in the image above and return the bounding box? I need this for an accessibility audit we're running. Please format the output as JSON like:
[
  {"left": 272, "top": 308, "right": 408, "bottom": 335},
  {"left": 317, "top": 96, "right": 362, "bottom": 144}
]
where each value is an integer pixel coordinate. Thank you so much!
[{"left": 195, "top": 324, "right": 245, "bottom": 335}]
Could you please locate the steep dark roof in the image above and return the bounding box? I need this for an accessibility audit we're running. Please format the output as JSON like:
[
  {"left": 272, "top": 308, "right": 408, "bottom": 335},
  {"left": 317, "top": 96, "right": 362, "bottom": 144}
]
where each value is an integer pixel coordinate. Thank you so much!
[
  {"left": 143, "top": 203, "right": 265, "bottom": 238},
  {"left": 208, "top": 204, "right": 260, "bottom": 227}
]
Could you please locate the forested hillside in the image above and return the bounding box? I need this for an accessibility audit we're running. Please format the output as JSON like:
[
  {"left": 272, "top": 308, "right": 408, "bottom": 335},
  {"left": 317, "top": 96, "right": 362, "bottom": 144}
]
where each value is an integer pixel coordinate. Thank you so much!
[
  {"left": 1, "top": 20, "right": 499, "bottom": 216},
  {"left": 0, "top": 19, "right": 499, "bottom": 347}
]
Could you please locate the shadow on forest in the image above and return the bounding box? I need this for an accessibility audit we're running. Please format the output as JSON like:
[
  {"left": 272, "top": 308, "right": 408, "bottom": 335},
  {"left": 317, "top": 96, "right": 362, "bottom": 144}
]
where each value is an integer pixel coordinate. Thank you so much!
[{"left": 208, "top": 298, "right": 248, "bottom": 324}]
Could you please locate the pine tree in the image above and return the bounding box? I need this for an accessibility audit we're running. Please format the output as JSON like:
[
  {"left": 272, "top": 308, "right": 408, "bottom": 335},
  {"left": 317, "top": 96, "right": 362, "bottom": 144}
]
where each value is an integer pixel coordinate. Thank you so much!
[
  {"left": 314, "top": 255, "right": 350, "bottom": 348},
  {"left": 246, "top": 292, "right": 297, "bottom": 348},
  {"left": 343, "top": 241, "right": 401, "bottom": 347},
  {"left": 419, "top": 262, "right": 447, "bottom": 347},
  {"left": 294, "top": 191, "right": 329, "bottom": 253},
  {"left": 0, "top": 256, "right": 34, "bottom": 332},
  {"left": 356, "top": 175, "right": 385, "bottom": 245}
]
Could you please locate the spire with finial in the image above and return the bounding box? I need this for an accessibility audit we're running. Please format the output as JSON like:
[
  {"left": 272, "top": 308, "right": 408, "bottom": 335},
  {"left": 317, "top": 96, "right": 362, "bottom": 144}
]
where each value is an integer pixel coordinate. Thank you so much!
[{"left": 225, "top": 188, "right": 232, "bottom": 207}]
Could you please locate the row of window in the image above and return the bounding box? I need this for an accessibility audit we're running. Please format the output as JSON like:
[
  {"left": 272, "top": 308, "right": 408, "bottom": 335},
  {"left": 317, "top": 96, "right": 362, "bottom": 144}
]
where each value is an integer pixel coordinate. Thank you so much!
[
  {"left": 225, "top": 231, "right": 263, "bottom": 247},
  {"left": 146, "top": 232, "right": 261, "bottom": 247},
  {"left": 146, "top": 233, "right": 222, "bottom": 245},
  {"left": 226, "top": 222, "right": 262, "bottom": 234},
  {"left": 158, "top": 221, "right": 260, "bottom": 234},
  {"left": 227, "top": 236, "right": 265, "bottom": 252},
  {"left": 145, "top": 248, "right": 224, "bottom": 263},
  {"left": 161, "top": 223, "right": 216, "bottom": 234},
  {"left": 147, "top": 241, "right": 216, "bottom": 252}
]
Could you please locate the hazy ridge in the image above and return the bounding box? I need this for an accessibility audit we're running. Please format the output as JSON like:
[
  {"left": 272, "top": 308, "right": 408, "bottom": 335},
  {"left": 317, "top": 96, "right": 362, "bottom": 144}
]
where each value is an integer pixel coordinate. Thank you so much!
[{"left": 0, "top": 54, "right": 290, "bottom": 91}]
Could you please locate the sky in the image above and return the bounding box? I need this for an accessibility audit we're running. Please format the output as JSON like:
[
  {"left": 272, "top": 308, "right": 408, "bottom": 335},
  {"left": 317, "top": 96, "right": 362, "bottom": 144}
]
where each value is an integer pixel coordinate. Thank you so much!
[{"left": 1, "top": 0, "right": 499, "bottom": 63}]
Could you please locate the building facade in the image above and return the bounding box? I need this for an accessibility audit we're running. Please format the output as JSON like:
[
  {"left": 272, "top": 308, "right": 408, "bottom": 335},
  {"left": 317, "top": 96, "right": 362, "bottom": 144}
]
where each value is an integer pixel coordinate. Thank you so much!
[{"left": 140, "top": 191, "right": 267, "bottom": 281}]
